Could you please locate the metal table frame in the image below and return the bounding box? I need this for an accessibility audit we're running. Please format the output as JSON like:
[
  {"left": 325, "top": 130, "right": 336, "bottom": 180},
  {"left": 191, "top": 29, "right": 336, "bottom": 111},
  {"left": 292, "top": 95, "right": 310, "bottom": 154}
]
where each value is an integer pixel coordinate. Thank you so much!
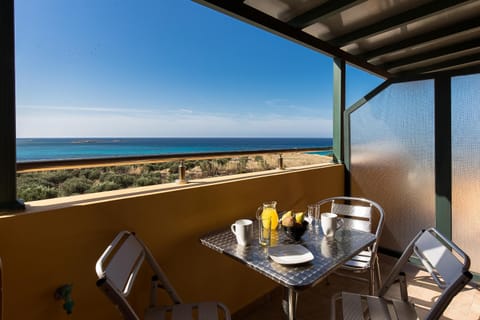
[{"left": 200, "top": 223, "right": 376, "bottom": 320}]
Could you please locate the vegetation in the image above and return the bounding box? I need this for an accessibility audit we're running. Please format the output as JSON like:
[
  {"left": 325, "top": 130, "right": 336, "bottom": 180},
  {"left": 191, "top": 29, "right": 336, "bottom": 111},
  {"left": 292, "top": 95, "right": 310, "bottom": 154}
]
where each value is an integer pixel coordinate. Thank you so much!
[{"left": 17, "top": 156, "right": 276, "bottom": 202}]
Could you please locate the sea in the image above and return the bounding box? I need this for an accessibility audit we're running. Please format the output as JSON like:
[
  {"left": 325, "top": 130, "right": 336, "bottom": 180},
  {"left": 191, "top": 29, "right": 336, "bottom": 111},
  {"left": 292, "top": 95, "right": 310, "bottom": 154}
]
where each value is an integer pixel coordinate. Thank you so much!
[{"left": 16, "top": 137, "right": 333, "bottom": 162}]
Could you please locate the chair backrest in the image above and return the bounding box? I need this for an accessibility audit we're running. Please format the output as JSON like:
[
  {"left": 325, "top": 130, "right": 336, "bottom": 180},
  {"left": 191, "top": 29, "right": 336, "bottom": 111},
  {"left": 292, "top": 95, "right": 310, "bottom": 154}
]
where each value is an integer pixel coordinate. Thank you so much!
[
  {"left": 380, "top": 228, "right": 472, "bottom": 320},
  {"left": 96, "top": 231, "right": 182, "bottom": 320},
  {"left": 317, "top": 196, "right": 385, "bottom": 241}
]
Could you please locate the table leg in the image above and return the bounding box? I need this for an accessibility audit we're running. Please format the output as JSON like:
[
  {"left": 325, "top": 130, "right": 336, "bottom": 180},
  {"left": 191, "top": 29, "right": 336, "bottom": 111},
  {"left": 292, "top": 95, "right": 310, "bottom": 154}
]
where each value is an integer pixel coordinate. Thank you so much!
[{"left": 282, "top": 288, "right": 298, "bottom": 320}]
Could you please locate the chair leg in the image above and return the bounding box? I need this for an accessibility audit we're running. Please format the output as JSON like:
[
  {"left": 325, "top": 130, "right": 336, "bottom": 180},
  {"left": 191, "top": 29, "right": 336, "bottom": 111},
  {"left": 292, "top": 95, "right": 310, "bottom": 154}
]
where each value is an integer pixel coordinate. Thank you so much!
[
  {"left": 369, "top": 266, "right": 375, "bottom": 295},
  {"left": 375, "top": 256, "right": 382, "bottom": 290}
]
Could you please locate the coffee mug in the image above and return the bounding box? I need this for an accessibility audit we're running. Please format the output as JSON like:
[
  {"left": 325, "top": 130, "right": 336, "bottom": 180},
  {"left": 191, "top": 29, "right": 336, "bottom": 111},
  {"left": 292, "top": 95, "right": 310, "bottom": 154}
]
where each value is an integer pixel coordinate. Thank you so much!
[
  {"left": 321, "top": 212, "right": 343, "bottom": 237},
  {"left": 231, "top": 219, "right": 253, "bottom": 246}
]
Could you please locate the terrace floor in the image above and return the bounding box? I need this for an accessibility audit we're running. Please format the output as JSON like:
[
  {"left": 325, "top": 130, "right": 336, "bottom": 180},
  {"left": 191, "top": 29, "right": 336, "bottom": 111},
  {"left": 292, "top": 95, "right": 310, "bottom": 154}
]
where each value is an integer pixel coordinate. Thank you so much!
[{"left": 234, "top": 254, "right": 480, "bottom": 319}]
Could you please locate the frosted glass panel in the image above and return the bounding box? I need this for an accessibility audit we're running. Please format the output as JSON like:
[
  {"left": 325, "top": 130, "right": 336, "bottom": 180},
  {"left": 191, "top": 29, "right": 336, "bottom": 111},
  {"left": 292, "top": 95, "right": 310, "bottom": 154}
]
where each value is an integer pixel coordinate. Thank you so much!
[
  {"left": 349, "top": 80, "right": 435, "bottom": 251},
  {"left": 452, "top": 73, "right": 480, "bottom": 272}
]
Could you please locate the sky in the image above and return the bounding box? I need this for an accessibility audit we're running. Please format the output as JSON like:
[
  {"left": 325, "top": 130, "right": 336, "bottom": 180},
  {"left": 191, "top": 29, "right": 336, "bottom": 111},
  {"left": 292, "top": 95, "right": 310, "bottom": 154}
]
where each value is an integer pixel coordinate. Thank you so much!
[{"left": 14, "top": 0, "right": 383, "bottom": 138}]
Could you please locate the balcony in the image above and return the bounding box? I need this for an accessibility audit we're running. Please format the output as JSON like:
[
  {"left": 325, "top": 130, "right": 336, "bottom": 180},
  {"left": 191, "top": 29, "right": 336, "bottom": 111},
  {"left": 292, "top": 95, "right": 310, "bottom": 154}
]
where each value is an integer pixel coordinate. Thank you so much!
[
  {"left": 0, "top": 164, "right": 479, "bottom": 318},
  {"left": 1, "top": 0, "right": 480, "bottom": 319}
]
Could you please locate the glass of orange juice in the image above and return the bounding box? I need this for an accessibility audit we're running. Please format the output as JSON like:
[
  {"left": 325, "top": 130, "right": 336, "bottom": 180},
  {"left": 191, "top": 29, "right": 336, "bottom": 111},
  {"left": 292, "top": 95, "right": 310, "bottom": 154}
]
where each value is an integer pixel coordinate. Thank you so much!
[{"left": 256, "top": 201, "right": 279, "bottom": 246}]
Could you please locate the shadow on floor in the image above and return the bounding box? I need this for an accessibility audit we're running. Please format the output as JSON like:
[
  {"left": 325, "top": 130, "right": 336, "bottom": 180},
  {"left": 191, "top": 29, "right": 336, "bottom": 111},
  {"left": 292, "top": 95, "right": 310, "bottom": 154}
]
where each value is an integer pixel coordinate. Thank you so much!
[{"left": 233, "top": 254, "right": 480, "bottom": 320}]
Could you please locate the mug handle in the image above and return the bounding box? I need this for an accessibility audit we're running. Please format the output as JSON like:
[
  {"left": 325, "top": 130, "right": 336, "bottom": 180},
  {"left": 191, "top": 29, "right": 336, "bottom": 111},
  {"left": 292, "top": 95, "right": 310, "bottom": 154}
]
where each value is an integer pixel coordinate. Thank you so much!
[{"left": 231, "top": 224, "right": 237, "bottom": 235}]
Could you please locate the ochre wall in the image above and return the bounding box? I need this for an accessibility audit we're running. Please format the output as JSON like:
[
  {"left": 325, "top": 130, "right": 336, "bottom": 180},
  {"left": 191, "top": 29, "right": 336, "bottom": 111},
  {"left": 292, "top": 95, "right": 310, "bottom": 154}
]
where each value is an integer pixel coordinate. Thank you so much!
[{"left": 0, "top": 165, "right": 344, "bottom": 319}]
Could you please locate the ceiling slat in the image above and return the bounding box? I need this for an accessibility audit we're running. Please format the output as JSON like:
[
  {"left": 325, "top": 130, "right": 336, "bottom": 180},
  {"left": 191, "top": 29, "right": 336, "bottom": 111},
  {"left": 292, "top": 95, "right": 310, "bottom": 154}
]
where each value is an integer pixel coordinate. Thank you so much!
[
  {"left": 398, "top": 53, "right": 480, "bottom": 75},
  {"left": 329, "top": 0, "right": 472, "bottom": 47},
  {"left": 360, "top": 17, "right": 480, "bottom": 60},
  {"left": 287, "top": 0, "right": 365, "bottom": 29},
  {"left": 381, "top": 38, "right": 480, "bottom": 70}
]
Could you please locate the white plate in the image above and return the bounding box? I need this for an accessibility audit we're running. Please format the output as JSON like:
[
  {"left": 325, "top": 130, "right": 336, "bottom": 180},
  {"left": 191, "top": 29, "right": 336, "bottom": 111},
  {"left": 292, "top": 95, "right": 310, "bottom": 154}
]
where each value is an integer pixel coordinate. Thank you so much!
[{"left": 269, "top": 244, "right": 314, "bottom": 265}]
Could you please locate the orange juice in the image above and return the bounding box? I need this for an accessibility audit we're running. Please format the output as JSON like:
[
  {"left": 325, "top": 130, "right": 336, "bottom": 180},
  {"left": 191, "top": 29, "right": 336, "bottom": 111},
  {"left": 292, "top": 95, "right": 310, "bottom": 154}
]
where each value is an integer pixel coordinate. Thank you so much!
[{"left": 261, "top": 206, "right": 279, "bottom": 229}]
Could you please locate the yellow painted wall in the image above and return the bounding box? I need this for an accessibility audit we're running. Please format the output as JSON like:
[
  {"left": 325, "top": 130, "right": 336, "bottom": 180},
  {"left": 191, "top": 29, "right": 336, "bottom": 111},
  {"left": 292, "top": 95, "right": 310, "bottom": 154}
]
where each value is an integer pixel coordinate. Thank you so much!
[{"left": 0, "top": 165, "right": 344, "bottom": 319}]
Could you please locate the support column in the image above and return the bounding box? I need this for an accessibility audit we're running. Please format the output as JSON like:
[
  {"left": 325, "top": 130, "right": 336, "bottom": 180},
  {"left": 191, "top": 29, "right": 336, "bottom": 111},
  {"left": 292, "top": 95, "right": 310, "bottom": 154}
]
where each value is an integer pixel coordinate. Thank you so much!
[
  {"left": 434, "top": 75, "right": 452, "bottom": 239},
  {"left": 0, "top": 0, "right": 24, "bottom": 211},
  {"left": 333, "top": 58, "right": 345, "bottom": 164}
]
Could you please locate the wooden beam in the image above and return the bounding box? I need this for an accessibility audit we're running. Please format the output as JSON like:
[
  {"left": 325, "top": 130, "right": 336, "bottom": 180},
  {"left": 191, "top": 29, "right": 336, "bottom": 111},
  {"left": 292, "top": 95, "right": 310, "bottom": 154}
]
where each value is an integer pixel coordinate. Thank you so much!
[
  {"left": 359, "top": 17, "right": 480, "bottom": 60},
  {"left": 381, "top": 38, "right": 480, "bottom": 70},
  {"left": 329, "top": 0, "right": 472, "bottom": 47},
  {"left": 398, "top": 53, "right": 480, "bottom": 75},
  {"left": 288, "top": 0, "right": 365, "bottom": 29}
]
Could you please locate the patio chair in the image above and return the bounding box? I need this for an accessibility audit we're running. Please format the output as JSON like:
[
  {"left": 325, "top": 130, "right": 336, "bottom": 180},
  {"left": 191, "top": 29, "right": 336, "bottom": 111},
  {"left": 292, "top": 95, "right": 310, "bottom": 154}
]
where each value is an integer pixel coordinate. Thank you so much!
[
  {"left": 330, "top": 227, "right": 472, "bottom": 320},
  {"left": 317, "top": 196, "right": 385, "bottom": 294},
  {"left": 95, "top": 230, "right": 231, "bottom": 320}
]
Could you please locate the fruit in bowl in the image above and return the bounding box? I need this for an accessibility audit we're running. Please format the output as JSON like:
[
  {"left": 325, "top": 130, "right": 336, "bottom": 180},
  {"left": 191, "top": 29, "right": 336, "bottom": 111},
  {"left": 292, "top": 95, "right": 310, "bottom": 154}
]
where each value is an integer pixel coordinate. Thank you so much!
[{"left": 281, "top": 211, "right": 308, "bottom": 241}]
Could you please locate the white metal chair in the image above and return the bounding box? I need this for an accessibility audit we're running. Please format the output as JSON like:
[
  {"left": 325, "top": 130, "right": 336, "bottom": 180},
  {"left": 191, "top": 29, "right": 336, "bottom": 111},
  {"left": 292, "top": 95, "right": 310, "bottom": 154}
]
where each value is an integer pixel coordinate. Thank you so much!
[
  {"left": 330, "top": 227, "right": 472, "bottom": 320},
  {"left": 317, "top": 196, "right": 385, "bottom": 294},
  {"left": 95, "top": 231, "right": 231, "bottom": 320}
]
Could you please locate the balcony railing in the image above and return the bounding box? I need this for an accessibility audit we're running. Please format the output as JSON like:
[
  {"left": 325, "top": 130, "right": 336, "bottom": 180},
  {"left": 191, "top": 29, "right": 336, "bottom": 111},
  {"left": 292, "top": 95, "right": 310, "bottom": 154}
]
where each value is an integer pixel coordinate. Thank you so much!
[{"left": 16, "top": 147, "right": 333, "bottom": 173}]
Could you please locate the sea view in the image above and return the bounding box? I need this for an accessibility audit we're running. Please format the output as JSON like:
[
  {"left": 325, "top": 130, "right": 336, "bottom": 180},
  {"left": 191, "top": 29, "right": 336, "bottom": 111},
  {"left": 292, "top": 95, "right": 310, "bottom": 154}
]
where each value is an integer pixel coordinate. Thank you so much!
[{"left": 16, "top": 137, "right": 333, "bottom": 162}]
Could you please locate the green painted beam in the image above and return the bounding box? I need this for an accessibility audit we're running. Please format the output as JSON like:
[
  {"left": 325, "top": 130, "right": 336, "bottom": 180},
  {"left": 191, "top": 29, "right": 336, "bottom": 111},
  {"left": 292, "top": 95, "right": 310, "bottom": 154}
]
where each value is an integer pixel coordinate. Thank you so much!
[
  {"left": 288, "top": 0, "right": 365, "bottom": 29},
  {"left": 360, "top": 17, "right": 480, "bottom": 60},
  {"left": 382, "top": 38, "right": 480, "bottom": 70},
  {"left": 329, "top": 0, "right": 471, "bottom": 47},
  {"left": 434, "top": 76, "right": 452, "bottom": 239},
  {"left": 0, "top": 0, "right": 24, "bottom": 212},
  {"left": 333, "top": 58, "right": 345, "bottom": 165},
  {"left": 399, "top": 53, "right": 480, "bottom": 76}
]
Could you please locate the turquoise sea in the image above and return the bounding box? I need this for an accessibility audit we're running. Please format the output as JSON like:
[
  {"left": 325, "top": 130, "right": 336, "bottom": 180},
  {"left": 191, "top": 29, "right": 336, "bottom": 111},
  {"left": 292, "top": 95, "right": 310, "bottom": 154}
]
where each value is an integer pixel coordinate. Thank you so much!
[{"left": 16, "top": 137, "right": 333, "bottom": 161}]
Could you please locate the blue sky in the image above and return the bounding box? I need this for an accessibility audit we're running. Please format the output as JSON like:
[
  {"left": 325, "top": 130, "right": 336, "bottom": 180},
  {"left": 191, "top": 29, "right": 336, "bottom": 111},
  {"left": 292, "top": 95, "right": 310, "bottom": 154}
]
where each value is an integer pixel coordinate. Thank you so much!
[{"left": 14, "top": 0, "right": 383, "bottom": 138}]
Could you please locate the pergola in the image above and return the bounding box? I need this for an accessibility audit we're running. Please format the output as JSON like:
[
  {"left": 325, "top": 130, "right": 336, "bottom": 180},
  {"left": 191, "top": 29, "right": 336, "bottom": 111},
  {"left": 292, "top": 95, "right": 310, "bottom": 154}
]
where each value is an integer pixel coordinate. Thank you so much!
[{"left": 193, "top": 0, "right": 480, "bottom": 265}]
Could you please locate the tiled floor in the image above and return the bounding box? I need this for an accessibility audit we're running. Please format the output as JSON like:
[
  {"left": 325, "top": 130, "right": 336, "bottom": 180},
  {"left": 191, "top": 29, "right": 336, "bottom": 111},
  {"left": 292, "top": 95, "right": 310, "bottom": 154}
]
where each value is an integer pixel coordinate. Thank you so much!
[{"left": 234, "top": 254, "right": 480, "bottom": 319}]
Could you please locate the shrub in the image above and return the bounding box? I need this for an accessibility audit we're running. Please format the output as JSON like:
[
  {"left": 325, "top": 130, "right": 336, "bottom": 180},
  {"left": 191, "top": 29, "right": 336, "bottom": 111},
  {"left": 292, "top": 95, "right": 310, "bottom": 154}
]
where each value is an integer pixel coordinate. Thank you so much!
[
  {"left": 90, "top": 181, "right": 120, "bottom": 192},
  {"left": 99, "top": 172, "right": 135, "bottom": 188},
  {"left": 135, "top": 174, "right": 162, "bottom": 187},
  {"left": 17, "top": 184, "right": 58, "bottom": 201},
  {"left": 59, "top": 176, "right": 93, "bottom": 196},
  {"left": 81, "top": 168, "right": 102, "bottom": 180},
  {"left": 42, "top": 170, "right": 72, "bottom": 185}
]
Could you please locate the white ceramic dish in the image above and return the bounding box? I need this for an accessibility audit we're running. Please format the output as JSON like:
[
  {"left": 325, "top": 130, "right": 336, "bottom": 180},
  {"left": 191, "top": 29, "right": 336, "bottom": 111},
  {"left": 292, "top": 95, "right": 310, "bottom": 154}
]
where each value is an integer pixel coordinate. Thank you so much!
[{"left": 269, "top": 244, "right": 314, "bottom": 265}]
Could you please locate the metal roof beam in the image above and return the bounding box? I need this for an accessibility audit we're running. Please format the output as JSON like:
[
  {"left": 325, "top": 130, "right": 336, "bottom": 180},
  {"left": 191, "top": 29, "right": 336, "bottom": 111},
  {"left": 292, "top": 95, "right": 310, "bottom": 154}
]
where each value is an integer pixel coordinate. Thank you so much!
[
  {"left": 398, "top": 53, "right": 480, "bottom": 75},
  {"left": 194, "top": 0, "right": 391, "bottom": 78},
  {"left": 360, "top": 17, "right": 480, "bottom": 60},
  {"left": 288, "top": 0, "right": 365, "bottom": 29},
  {"left": 329, "top": 0, "right": 472, "bottom": 47},
  {"left": 382, "top": 38, "right": 480, "bottom": 70}
]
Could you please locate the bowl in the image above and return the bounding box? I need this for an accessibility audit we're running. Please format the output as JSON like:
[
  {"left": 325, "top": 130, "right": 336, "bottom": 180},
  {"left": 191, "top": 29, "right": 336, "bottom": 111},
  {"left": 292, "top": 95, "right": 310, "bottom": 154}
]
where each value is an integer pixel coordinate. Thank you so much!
[{"left": 283, "top": 221, "right": 308, "bottom": 241}]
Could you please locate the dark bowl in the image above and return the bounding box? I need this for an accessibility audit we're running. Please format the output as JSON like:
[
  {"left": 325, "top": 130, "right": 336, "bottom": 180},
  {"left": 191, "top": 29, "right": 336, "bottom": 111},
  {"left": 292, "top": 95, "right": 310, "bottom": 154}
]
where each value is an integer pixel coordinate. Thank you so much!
[{"left": 283, "top": 221, "right": 308, "bottom": 241}]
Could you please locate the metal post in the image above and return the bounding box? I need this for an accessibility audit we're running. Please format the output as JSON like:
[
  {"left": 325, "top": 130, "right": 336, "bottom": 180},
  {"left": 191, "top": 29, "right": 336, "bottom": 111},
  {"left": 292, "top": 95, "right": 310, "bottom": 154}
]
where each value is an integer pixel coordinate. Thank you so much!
[
  {"left": 434, "top": 75, "right": 452, "bottom": 239},
  {"left": 277, "top": 154, "right": 284, "bottom": 170},
  {"left": 333, "top": 57, "right": 346, "bottom": 164},
  {"left": 175, "top": 160, "right": 187, "bottom": 184},
  {"left": 0, "top": 0, "right": 24, "bottom": 211}
]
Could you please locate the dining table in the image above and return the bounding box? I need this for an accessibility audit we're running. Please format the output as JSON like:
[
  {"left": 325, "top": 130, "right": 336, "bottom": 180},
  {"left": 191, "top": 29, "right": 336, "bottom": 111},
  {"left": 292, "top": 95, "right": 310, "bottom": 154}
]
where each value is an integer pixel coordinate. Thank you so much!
[{"left": 200, "top": 220, "right": 376, "bottom": 320}]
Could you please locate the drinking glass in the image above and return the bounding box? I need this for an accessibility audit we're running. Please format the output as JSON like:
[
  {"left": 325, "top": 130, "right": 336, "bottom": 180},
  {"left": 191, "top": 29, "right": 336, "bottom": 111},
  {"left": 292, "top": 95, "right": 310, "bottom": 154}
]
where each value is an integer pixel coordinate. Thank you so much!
[{"left": 307, "top": 203, "right": 320, "bottom": 231}]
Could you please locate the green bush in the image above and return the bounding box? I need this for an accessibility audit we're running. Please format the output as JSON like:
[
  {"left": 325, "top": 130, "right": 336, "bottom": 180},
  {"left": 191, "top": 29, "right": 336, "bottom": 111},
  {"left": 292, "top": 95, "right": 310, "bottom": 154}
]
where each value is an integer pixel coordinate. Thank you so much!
[
  {"left": 17, "top": 184, "right": 58, "bottom": 201},
  {"left": 90, "top": 181, "right": 120, "bottom": 192},
  {"left": 59, "top": 176, "right": 93, "bottom": 196},
  {"left": 135, "top": 174, "right": 162, "bottom": 186}
]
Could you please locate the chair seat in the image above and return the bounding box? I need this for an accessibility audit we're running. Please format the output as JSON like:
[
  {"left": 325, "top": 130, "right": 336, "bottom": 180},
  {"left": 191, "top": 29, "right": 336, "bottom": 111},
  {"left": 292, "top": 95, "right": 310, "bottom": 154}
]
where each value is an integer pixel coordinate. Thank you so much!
[
  {"left": 341, "top": 292, "right": 418, "bottom": 320},
  {"left": 145, "top": 301, "right": 229, "bottom": 320},
  {"left": 341, "top": 250, "right": 372, "bottom": 270}
]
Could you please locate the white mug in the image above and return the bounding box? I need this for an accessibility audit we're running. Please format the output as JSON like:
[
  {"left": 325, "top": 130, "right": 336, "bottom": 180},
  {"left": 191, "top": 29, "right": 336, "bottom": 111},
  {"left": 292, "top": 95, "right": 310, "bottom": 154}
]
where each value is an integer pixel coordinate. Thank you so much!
[
  {"left": 231, "top": 219, "right": 253, "bottom": 246},
  {"left": 321, "top": 213, "right": 343, "bottom": 238}
]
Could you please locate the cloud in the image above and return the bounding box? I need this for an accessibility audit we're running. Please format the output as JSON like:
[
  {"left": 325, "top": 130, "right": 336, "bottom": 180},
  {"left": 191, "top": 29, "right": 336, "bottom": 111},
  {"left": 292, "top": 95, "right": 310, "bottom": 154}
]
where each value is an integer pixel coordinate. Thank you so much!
[{"left": 16, "top": 104, "right": 332, "bottom": 137}]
